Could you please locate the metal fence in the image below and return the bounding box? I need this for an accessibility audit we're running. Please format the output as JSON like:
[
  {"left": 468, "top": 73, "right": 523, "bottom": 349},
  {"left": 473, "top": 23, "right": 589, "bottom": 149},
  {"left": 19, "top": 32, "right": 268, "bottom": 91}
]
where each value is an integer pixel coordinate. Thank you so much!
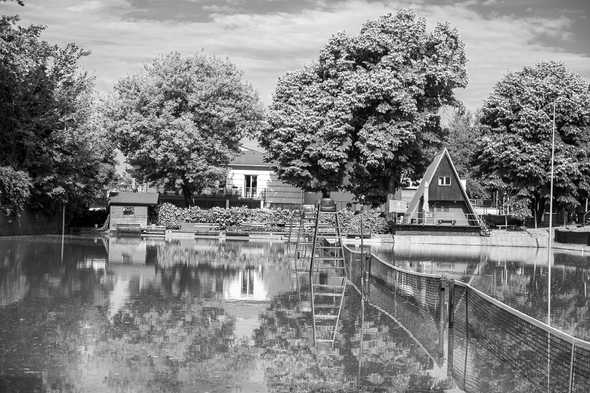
[
  {"left": 342, "top": 245, "right": 590, "bottom": 393},
  {"left": 450, "top": 281, "right": 590, "bottom": 393},
  {"left": 343, "top": 246, "right": 445, "bottom": 322}
]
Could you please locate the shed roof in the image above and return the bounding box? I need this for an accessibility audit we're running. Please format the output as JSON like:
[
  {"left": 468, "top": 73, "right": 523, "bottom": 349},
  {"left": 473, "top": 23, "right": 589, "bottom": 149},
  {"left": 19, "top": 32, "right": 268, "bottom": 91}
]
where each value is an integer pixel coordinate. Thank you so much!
[
  {"left": 229, "top": 147, "right": 270, "bottom": 168},
  {"left": 109, "top": 192, "right": 159, "bottom": 206}
]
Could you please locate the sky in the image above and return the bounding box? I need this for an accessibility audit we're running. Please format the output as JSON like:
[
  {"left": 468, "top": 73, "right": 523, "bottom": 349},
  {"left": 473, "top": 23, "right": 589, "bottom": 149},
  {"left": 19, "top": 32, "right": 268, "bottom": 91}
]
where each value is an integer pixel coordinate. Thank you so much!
[{"left": 2, "top": 0, "right": 590, "bottom": 111}]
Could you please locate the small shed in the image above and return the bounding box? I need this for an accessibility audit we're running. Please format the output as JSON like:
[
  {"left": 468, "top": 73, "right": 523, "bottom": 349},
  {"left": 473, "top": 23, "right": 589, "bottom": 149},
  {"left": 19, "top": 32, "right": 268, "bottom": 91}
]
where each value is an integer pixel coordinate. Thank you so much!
[{"left": 108, "top": 192, "right": 159, "bottom": 230}]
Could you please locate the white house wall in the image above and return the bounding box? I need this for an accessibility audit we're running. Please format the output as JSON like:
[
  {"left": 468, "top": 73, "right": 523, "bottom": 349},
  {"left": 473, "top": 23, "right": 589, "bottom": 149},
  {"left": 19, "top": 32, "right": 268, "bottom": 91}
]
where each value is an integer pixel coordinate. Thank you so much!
[{"left": 226, "top": 168, "right": 272, "bottom": 198}]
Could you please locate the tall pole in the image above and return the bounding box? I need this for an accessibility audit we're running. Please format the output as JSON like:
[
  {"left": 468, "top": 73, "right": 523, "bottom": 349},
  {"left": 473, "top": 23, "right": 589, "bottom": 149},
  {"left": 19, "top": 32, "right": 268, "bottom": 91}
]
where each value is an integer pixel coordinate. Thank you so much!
[
  {"left": 547, "top": 102, "right": 556, "bottom": 326},
  {"left": 61, "top": 202, "right": 66, "bottom": 263}
]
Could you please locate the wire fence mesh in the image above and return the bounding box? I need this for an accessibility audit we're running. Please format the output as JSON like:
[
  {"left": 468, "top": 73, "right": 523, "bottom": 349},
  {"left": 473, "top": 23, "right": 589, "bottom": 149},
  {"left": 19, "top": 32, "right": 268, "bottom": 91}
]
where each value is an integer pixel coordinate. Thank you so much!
[{"left": 451, "top": 281, "right": 590, "bottom": 393}]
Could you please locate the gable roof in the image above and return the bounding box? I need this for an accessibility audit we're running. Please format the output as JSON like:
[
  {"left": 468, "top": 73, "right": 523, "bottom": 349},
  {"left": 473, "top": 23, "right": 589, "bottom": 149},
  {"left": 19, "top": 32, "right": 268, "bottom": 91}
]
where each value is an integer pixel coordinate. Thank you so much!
[
  {"left": 229, "top": 147, "right": 271, "bottom": 168},
  {"left": 109, "top": 192, "right": 159, "bottom": 206},
  {"left": 405, "top": 148, "right": 479, "bottom": 223}
]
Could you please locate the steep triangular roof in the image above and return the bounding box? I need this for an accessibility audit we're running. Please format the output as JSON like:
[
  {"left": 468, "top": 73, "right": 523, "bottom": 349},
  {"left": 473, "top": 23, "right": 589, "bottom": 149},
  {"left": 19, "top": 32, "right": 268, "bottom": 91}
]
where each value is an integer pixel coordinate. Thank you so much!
[{"left": 405, "top": 148, "right": 479, "bottom": 224}]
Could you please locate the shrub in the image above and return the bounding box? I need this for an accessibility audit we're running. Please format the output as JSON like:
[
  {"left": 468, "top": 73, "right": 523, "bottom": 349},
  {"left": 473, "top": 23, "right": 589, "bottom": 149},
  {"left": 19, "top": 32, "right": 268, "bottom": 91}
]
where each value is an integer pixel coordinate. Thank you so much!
[{"left": 157, "top": 204, "right": 389, "bottom": 234}]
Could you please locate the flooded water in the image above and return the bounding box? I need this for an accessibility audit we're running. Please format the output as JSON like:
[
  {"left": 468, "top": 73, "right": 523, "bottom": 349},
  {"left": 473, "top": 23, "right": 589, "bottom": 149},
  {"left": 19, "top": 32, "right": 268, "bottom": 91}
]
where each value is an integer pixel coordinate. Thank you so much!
[
  {"left": 373, "top": 242, "right": 590, "bottom": 340},
  {"left": 0, "top": 235, "right": 588, "bottom": 392}
]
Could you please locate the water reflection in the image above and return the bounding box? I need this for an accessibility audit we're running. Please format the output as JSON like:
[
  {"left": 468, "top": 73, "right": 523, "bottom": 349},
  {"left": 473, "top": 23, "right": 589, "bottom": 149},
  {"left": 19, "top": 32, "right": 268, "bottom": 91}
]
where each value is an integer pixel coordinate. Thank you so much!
[
  {"left": 1, "top": 235, "right": 588, "bottom": 392},
  {"left": 373, "top": 242, "right": 590, "bottom": 339},
  {"left": 0, "top": 235, "right": 288, "bottom": 392}
]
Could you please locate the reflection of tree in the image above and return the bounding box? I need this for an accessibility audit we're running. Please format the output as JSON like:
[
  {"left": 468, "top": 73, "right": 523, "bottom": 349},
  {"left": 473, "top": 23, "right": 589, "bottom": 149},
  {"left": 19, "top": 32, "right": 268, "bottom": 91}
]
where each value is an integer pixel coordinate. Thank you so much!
[
  {"left": 254, "top": 288, "right": 448, "bottom": 392},
  {"left": 157, "top": 263, "right": 239, "bottom": 298},
  {"left": 156, "top": 240, "right": 289, "bottom": 268},
  {"left": 340, "top": 289, "right": 447, "bottom": 393},
  {"left": 474, "top": 262, "right": 590, "bottom": 339},
  {"left": 0, "top": 241, "right": 28, "bottom": 306},
  {"left": 58, "top": 297, "right": 259, "bottom": 392}
]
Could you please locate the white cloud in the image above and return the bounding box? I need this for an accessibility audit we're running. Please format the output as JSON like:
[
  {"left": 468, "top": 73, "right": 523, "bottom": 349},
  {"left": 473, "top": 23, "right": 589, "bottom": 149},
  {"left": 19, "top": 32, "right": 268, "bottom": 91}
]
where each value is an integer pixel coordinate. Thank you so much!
[{"left": 7, "top": 0, "right": 590, "bottom": 110}]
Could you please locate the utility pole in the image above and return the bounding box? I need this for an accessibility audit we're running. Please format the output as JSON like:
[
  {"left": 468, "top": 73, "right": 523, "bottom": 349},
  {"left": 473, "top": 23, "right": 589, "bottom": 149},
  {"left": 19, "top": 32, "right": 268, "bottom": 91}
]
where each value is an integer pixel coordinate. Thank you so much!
[{"left": 547, "top": 102, "right": 556, "bottom": 326}]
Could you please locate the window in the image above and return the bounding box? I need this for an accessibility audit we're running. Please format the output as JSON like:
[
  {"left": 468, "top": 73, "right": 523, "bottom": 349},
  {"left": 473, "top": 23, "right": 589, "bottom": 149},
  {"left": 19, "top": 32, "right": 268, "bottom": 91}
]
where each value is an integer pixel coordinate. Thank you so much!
[
  {"left": 438, "top": 176, "right": 451, "bottom": 186},
  {"left": 244, "top": 175, "right": 258, "bottom": 198},
  {"left": 122, "top": 207, "right": 135, "bottom": 215}
]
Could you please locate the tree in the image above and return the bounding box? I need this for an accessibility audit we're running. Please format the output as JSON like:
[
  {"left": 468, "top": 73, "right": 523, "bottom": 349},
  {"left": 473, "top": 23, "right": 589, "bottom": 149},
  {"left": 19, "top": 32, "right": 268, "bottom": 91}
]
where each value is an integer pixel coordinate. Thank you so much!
[
  {"left": 474, "top": 62, "right": 590, "bottom": 226},
  {"left": 0, "top": 166, "right": 31, "bottom": 216},
  {"left": 106, "top": 52, "right": 263, "bottom": 206},
  {"left": 259, "top": 10, "right": 467, "bottom": 203},
  {"left": 0, "top": 16, "right": 115, "bottom": 214}
]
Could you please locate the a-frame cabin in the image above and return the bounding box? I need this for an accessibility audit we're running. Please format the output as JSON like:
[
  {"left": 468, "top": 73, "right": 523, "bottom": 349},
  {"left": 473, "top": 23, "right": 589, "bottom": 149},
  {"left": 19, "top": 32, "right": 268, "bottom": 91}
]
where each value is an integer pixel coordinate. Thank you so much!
[{"left": 403, "top": 148, "right": 481, "bottom": 227}]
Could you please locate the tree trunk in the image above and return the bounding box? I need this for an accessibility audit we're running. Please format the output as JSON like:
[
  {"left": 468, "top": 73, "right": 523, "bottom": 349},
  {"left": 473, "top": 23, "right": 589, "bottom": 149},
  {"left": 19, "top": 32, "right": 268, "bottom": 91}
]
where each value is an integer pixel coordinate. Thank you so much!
[
  {"left": 534, "top": 197, "right": 545, "bottom": 228},
  {"left": 182, "top": 182, "right": 194, "bottom": 207}
]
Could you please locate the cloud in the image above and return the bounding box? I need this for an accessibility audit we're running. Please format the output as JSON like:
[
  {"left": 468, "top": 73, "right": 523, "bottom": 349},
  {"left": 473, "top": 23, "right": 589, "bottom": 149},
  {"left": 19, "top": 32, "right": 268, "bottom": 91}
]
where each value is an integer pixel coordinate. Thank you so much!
[{"left": 5, "top": 0, "right": 590, "bottom": 110}]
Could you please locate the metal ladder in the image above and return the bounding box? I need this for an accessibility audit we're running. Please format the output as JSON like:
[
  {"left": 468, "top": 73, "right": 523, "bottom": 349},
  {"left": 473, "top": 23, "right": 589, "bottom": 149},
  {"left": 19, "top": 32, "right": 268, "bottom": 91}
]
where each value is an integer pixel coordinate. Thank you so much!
[
  {"left": 309, "top": 203, "right": 347, "bottom": 347},
  {"left": 289, "top": 206, "right": 318, "bottom": 307}
]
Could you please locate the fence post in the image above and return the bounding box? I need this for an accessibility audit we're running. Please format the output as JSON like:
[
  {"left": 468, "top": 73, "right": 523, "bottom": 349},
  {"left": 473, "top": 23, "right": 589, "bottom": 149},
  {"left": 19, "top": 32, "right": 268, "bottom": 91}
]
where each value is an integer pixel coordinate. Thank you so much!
[
  {"left": 439, "top": 279, "right": 446, "bottom": 360},
  {"left": 448, "top": 280, "right": 455, "bottom": 328},
  {"left": 568, "top": 342, "right": 575, "bottom": 393}
]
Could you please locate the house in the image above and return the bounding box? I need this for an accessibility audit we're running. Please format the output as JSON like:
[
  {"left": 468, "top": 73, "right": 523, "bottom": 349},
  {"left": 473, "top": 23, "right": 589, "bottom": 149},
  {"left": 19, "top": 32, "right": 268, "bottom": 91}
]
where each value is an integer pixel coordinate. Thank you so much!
[
  {"left": 108, "top": 192, "right": 159, "bottom": 230},
  {"left": 226, "top": 146, "right": 355, "bottom": 208},
  {"left": 402, "top": 149, "right": 480, "bottom": 227}
]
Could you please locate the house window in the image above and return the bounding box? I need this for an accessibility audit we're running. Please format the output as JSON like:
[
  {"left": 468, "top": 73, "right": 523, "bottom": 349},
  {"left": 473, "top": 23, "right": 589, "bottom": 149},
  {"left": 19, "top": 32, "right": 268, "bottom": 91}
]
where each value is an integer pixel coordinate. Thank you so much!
[
  {"left": 123, "top": 207, "right": 135, "bottom": 215},
  {"left": 438, "top": 176, "right": 451, "bottom": 186},
  {"left": 244, "top": 175, "right": 257, "bottom": 198}
]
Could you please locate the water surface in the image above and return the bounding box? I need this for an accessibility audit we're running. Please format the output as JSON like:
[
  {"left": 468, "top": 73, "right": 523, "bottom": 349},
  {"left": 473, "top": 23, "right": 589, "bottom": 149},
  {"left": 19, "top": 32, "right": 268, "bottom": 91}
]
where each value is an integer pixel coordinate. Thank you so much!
[{"left": 1, "top": 235, "right": 588, "bottom": 392}]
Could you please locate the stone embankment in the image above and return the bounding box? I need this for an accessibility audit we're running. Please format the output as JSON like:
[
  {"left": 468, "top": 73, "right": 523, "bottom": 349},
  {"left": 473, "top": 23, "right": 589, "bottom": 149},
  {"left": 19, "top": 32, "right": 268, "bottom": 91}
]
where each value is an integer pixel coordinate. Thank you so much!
[{"left": 390, "top": 228, "right": 590, "bottom": 252}]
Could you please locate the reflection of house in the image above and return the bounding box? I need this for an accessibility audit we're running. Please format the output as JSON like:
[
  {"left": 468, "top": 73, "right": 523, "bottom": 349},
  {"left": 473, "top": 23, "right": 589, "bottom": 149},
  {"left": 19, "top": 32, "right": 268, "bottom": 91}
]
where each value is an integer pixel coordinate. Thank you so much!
[
  {"left": 224, "top": 267, "right": 269, "bottom": 301},
  {"left": 402, "top": 149, "right": 479, "bottom": 227},
  {"left": 108, "top": 192, "right": 159, "bottom": 230}
]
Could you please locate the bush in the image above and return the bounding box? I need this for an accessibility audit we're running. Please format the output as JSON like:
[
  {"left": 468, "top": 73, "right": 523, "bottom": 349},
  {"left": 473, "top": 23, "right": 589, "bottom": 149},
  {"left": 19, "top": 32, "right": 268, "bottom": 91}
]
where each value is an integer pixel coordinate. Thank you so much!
[
  {"left": 157, "top": 203, "right": 296, "bottom": 231},
  {"left": 157, "top": 203, "right": 389, "bottom": 234}
]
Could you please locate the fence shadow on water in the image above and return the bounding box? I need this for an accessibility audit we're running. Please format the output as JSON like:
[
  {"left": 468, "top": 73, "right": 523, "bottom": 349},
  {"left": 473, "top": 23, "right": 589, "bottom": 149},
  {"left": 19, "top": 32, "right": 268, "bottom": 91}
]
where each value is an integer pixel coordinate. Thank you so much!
[{"left": 342, "top": 245, "right": 590, "bottom": 393}]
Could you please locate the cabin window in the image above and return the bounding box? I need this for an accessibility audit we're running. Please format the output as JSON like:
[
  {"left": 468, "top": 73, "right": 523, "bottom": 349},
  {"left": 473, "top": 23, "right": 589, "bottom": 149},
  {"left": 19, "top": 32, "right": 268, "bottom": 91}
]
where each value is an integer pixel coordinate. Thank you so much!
[
  {"left": 438, "top": 176, "right": 451, "bottom": 186},
  {"left": 122, "top": 207, "right": 135, "bottom": 216},
  {"left": 244, "top": 175, "right": 257, "bottom": 198}
]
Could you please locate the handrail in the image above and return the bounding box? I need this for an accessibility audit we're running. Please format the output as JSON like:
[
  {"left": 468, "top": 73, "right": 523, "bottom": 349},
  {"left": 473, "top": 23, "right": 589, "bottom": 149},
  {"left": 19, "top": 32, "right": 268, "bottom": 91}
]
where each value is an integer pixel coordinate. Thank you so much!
[{"left": 454, "top": 280, "right": 590, "bottom": 350}]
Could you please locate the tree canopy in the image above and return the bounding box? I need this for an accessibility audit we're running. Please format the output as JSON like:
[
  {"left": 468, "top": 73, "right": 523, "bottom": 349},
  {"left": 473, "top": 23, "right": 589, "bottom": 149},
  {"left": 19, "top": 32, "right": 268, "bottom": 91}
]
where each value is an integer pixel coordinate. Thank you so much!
[
  {"left": 474, "top": 62, "right": 590, "bottom": 224},
  {"left": 259, "top": 9, "right": 467, "bottom": 202},
  {"left": 0, "top": 16, "right": 115, "bottom": 215},
  {"left": 106, "top": 52, "right": 263, "bottom": 205}
]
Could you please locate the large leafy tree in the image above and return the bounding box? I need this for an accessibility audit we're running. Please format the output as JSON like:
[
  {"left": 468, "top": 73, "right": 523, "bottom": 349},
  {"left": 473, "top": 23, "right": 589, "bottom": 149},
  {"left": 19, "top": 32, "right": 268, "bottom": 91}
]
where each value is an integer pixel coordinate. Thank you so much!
[
  {"left": 0, "top": 16, "right": 115, "bottom": 215},
  {"left": 474, "top": 62, "right": 590, "bottom": 225},
  {"left": 106, "top": 52, "right": 263, "bottom": 206},
  {"left": 0, "top": 166, "right": 31, "bottom": 216},
  {"left": 259, "top": 10, "right": 467, "bottom": 203}
]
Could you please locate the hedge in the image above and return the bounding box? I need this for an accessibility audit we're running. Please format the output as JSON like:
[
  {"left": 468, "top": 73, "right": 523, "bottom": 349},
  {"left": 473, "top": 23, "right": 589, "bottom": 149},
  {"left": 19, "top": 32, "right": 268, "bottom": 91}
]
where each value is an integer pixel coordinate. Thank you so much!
[{"left": 156, "top": 203, "right": 389, "bottom": 234}]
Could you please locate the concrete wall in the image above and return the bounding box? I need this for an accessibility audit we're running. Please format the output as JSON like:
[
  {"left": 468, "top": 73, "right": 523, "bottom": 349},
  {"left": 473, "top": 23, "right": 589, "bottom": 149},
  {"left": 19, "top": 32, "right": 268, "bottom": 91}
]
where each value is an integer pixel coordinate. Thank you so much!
[{"left": 109, "top": 205, "right": 148, "bottom": 230}]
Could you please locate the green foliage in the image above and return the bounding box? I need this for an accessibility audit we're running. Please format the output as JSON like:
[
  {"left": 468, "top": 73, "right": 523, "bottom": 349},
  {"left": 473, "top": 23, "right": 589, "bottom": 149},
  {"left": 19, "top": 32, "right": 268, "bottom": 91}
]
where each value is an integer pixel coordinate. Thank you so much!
[
  {"left": 157, "top": 203, "right": 296, "bottom": 231},
  {"left": 0, "top": 166, "right": 31, "bottom": 216},
  {"left": 106, "top": 52, "right": 264, "bottom": 206},
  {"left": 260, "top": 9, "right": 467, "bottom": 203},
  {"left": 474, "top": 62, "right": 590, "bottom": 224},
  {"left": 157, "top": 203, "right": 389, "bottom": 233},
  {"left": 0, "top": 16, "right": 115, "bottom": 214}
]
